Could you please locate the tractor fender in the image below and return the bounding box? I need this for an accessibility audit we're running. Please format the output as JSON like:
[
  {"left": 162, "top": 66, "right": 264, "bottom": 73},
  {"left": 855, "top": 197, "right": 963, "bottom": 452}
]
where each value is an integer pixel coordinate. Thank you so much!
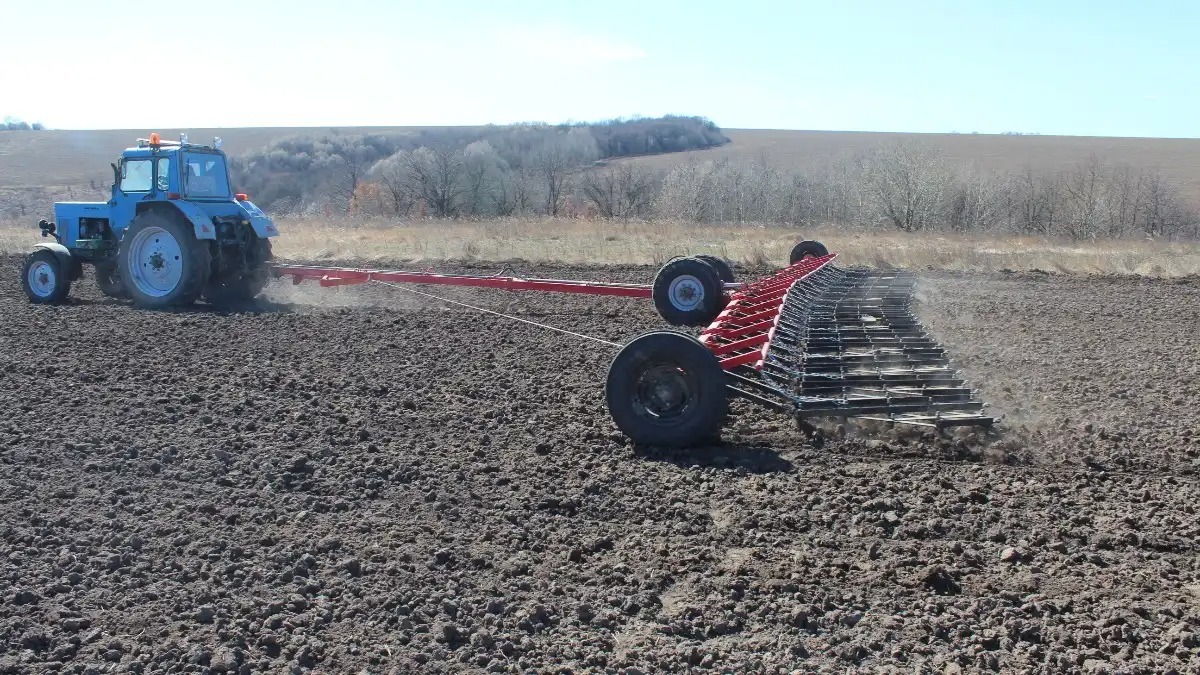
[
  {"left": 160, "top": 201, "right": 218, "bottom": 240},
  {"left": 238, "top": 200, "right": 279, "bottom": 239},
  {"left": 32, "top": 242, "right": 83, "bottom": 281}
]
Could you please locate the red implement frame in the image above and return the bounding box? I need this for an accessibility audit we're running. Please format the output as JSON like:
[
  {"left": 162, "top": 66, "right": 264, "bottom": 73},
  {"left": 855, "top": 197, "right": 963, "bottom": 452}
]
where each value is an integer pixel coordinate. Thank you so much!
[
  {"left": 271, "top": 264, "right": 655, "bottom": 298},
  {"left": 698, "top": 254, "right": 836, "bottom": 371}
]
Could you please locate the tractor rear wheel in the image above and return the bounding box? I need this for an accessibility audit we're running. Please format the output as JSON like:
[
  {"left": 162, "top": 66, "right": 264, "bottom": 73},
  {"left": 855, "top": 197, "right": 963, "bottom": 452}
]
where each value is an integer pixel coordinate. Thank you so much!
[
  {"left": 652, "top": 256, "right": 724, "bottom": 327},
  {"left": 605, "top": 331, "right": 728, "bottom": 447},
  {"left": 118, "top": 213, "right": 211, "bottom": 309},
  {"left": 789, "top": 240, "right": 829, "bottom": 265},
  {"left": 21, "top": 249, "right": 71, "bottom": 304},
  {"left": 204, "top": 238, "right": 274, "bottom": 305}
]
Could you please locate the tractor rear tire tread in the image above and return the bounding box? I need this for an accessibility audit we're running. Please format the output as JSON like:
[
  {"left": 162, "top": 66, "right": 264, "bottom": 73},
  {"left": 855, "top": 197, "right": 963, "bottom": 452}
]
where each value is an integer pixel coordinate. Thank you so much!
[{"left": 204, "top": 238, "right": 274, "bottom": 306}]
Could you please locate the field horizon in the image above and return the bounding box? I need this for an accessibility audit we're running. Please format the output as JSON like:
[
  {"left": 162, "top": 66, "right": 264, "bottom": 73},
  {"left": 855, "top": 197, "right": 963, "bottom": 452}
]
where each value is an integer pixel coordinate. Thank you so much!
[{"left": 5, "top": 126, "right": 1200, "bottom": 204}]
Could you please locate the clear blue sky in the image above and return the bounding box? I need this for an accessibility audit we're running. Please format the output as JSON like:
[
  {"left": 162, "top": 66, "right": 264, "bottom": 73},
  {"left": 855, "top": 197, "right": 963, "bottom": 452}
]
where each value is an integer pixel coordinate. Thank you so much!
[{"left": 2, "top": 0, "right": 1197, "bottom": 137}]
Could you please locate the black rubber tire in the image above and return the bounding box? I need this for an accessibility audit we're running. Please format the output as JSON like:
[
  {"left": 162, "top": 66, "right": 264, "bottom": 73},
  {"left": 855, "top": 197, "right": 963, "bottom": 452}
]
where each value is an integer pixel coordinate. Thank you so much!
[
  {"left": 652, "top": 256, "right": 724, "bottom": 327},
  {"left": 204, "top": 238, "right": 274, "bottom": 305},
  {"left": 21, "top": 249, "right": 71, "bottom": 304},
  {"left": 94, "top": 264, "right": 128, "bottom": 299},
  {"left": 694, "top": 254, "right": 735, "bottom": 284},
  {"left": 118, "top": 212, "right": 211, "bottom": 309},
  {"left": 605, "top": 331, "right": 728, "bottom": 447},
  {"left": 789, "top": 240, "right": 830, "bottom": 265}
]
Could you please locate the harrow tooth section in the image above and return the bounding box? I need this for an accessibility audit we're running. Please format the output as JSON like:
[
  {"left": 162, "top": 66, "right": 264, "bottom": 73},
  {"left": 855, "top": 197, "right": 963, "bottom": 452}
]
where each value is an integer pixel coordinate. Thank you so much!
[
  {"left": 698, "top": 254, "right": 839, "bottom": 370},
  {"left": 753, "top": 267, "right": 994, "bottom": 429}
]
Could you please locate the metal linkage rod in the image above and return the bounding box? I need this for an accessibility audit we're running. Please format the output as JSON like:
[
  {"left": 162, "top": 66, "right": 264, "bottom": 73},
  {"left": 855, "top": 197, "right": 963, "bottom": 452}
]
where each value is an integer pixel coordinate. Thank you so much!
[{"left": 271, "top": 264, "right": 656, "bottom": 299}]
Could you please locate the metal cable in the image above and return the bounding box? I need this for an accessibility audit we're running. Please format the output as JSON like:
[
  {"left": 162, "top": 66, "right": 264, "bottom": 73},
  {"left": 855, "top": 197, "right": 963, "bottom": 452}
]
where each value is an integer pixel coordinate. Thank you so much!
[{"left": 371, "top": 280, "right": 624, "bottom": 348}]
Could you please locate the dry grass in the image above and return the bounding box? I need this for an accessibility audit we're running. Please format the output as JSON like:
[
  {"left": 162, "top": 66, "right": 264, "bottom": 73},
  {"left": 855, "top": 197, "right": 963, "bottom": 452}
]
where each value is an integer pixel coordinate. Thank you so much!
[{"left": 6, "top": 217, "right": 1194, "bottom": 277}]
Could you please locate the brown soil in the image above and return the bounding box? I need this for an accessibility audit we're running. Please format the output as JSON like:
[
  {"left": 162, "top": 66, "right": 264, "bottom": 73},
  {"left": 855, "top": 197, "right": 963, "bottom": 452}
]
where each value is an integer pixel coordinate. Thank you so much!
[{"left": 1, "top": 256, "right": 1197, "bottom": 674}]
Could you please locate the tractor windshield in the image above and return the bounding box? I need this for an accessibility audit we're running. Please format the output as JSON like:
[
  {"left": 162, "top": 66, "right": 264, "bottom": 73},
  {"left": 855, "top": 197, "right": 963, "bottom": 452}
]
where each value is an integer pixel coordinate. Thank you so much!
[{"left": 182, "top": 152, "right": 231, "bottom": 199}]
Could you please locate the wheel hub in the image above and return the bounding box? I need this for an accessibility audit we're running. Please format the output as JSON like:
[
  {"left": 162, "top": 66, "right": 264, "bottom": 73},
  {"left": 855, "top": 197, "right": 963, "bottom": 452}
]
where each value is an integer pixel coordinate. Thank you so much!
[
  {"left": 667, "top": 275, "right": 704, "bottom": 311},
  {"left": 26, "top": 260, "right": 56, "bottom": 298},
  {"left": 635, "top": 364, "right": 693, "bottom": 419},
  {"left": 128, "top": 225, "right": 185, "bottom": 298}
]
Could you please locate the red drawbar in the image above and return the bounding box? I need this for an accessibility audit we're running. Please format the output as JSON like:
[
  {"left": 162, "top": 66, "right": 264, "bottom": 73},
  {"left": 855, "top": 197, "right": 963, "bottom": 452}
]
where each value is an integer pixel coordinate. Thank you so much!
[
  {"left": 698, "top": 254, "right": 835, "bottom": 371},
  {"left": 271, "top": 264, "right": 657, "bottom": 298}
]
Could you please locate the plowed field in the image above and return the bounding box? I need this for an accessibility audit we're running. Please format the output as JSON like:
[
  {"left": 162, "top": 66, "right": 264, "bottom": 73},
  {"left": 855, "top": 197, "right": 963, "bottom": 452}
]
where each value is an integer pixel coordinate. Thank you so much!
[{"left": 2, "top": 257, "right": 1198, "bottom": 674}]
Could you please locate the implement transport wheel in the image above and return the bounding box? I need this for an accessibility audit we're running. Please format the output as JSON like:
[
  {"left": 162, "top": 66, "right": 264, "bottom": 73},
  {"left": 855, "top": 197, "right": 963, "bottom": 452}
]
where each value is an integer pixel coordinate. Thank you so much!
[
  {"left": 606, "top": 331, "right": 728, "bottom": 447},
  {"left": 204, "top": 238, "right": 274, "bottom": 305},
  {"left": 21, "top": 249, "right": 71, "bottom": 304},
  {"left": 652, "top": 256, "right": 724, "bottom": 327},
  {"left": 789, "top": 240, "right": 829, "bottom": 265},
  {"left": 118, "top": 212, "right": 211, "bottom": 309},
  {"left": 694, "top": 254, "right": 735, "bottom": 284}
]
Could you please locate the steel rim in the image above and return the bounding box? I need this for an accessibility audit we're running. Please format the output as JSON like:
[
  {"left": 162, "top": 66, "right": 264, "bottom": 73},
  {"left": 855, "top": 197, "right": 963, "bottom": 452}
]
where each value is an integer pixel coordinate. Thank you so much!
[
  {"left": 634, "top": 364, "right": 694, "bottom": 421},
  {"left": 128, "top": 226, "right": 184, "bottom": 298},
  {"left": 667, "top": 274, "right": 704, "bottom": 311},
  {"left": 27, "top": 260, "right": 56, "bottom": 298}
]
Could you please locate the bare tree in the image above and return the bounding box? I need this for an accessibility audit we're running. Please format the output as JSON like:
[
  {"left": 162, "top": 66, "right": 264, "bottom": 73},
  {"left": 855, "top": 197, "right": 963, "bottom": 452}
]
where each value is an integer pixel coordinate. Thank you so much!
[
  {"left": 946, "top": 170, "right": 1006, "bottom": 232},
  {"left": 580, "top": 164, "right": 656, "bottom": 219},
  {"left": 406, "top": 146, "right": 465, "bottom": 218},
  {"left": 370, "top": 151, "right": 416, "bottom": 216},
  {"left": 460, "top": 141, "right": 507, "bottom": 217},
  {"left": 860, "top": 142, "right": 950, "bottom": 232},
  {"left": 531, "top": 129, "right": 599, "bottom": 215},
  {"left": 1061, "top": 155, "right": 1106, "bottom": 239},
  {"left": 329, "top": 146, "right": 371, "bottom": 212}
]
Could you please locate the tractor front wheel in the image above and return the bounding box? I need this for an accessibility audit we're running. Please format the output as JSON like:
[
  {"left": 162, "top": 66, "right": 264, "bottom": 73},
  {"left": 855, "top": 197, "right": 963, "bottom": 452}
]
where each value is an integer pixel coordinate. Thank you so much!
[
  {"left": 605, "top": 331, "right": 728, "bottom": 447},
  {"left": 118, "top": 213, "right": 211, "bottom": 309},
  {"left": 21, "top": 249, "right": 71, "bottom": 304}
]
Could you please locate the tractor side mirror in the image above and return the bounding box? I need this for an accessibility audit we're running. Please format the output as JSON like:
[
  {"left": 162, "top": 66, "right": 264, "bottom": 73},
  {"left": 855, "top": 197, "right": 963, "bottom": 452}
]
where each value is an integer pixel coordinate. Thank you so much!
[{"left": 111, "top": 162, "right": 119, "bottom": 186}]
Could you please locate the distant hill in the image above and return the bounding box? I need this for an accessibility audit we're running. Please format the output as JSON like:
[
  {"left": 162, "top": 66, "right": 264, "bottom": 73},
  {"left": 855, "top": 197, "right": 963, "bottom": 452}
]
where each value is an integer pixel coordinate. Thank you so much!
[
  {"left": 3, "top": 125, "right": 1198, "bottom": 204},
  {"left": 0, "top": 127, "right": 441, "bottom": 190},
  {"left": 620, "top": 129, "right": 1200, "bottom": 203}
]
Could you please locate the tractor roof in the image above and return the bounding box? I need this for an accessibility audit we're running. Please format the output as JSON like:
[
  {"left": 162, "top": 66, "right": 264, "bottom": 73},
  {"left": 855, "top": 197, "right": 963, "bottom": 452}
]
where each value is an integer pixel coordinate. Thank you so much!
[{"left": 122, "top": 132, "right": 225, "bottom": 157}]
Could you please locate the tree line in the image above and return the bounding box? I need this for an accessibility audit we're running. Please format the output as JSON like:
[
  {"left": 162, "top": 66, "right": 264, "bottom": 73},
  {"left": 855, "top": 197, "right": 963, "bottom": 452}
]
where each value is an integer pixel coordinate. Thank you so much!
[
  {"left": 229, "top": 116, "right": 728, "bottom": 213},
  {"left": 2, "top": 117, "right": 45, "bottom": 131},
  {"left": 235, "top": 128, "right": 1198, "bottom": 241},
  {"left": 653, "top": 143, "right": 1199, "bottom": 240}
]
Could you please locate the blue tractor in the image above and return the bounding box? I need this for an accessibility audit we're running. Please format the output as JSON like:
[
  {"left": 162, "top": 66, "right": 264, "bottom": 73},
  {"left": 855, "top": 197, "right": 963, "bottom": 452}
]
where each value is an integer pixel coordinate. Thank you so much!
[{"left": 21, "top": 132, "right": 279, "bottom": 308}]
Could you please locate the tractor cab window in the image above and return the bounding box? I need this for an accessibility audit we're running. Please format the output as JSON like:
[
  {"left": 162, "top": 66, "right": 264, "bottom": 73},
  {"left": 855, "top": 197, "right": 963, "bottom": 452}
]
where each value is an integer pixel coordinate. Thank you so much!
[
  {"left": 183, "top": 152, "right": 230, "bottom": 198},
  {"left": 155, "top": 157, "right": 171, "bottom": 192},
  {"left": 120, "top": 159, "right": 153, "bottom": 192}
]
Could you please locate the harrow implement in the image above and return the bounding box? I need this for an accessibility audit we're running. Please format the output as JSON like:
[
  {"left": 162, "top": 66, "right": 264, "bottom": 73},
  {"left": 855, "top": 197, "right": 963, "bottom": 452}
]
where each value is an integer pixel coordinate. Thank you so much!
[
  {"left": 605, "top": 249, "right": 994, "bottom": 446},
  {"left": 271, "top": 240, "right": 993, "bottom": 447}
]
